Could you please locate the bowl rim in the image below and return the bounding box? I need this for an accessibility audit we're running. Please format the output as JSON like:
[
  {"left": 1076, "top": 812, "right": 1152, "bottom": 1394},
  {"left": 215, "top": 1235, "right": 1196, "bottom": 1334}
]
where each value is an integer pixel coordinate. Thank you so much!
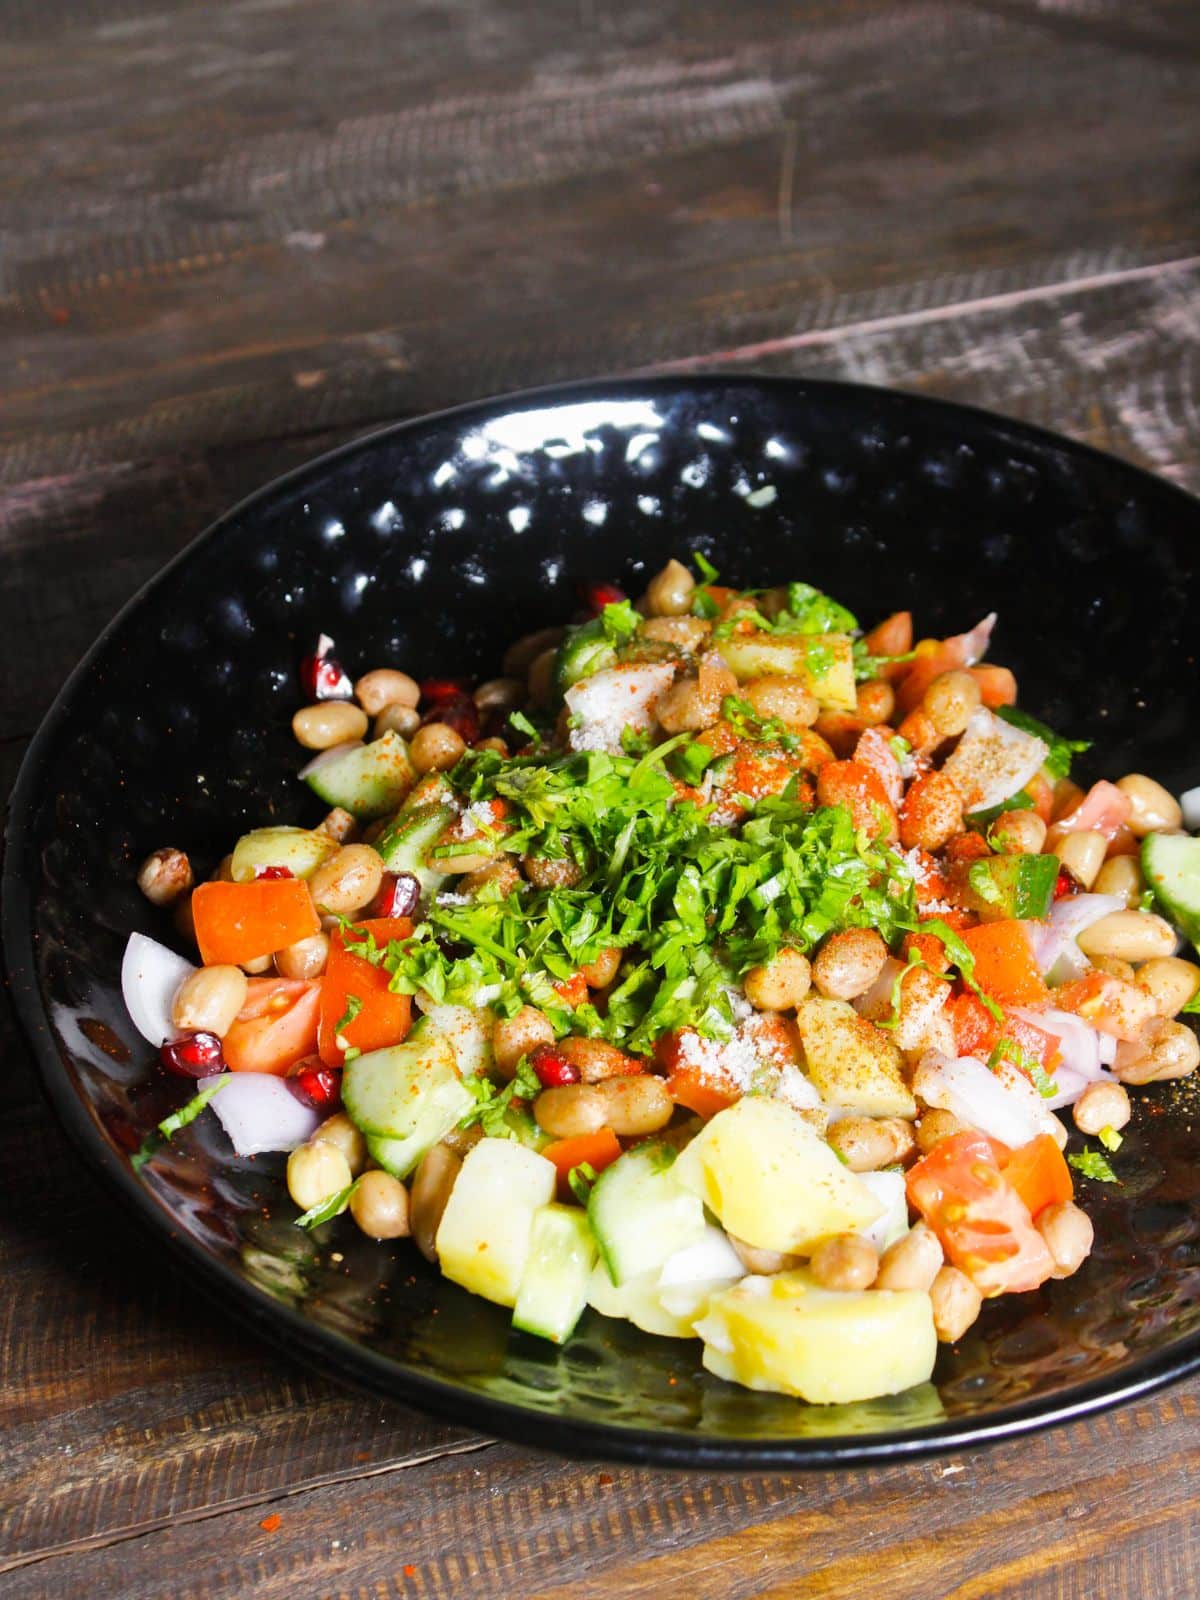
[{"left": 6, "top": 370, "right": 1200, "bottom": 1469}]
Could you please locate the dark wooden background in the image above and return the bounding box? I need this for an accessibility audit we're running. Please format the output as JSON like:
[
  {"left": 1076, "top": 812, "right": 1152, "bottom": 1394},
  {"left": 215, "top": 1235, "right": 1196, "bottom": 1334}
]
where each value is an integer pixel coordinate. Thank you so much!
[{"left": 4, "top": 2, "right": 1200, "bottom": 1594}]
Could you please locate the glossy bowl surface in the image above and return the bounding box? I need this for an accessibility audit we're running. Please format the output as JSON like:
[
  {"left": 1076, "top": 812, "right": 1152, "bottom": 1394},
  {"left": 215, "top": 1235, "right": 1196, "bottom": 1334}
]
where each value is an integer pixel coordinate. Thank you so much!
[{"left": 7, "top": 376, "right": 1200, "bottom": 1469}]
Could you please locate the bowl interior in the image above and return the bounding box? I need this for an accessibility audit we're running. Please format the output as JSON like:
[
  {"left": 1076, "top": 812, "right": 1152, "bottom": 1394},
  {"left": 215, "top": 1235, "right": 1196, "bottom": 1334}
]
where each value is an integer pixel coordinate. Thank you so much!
[{"left": 9, "top": 376, "right": 1200, "bottom": 1467}]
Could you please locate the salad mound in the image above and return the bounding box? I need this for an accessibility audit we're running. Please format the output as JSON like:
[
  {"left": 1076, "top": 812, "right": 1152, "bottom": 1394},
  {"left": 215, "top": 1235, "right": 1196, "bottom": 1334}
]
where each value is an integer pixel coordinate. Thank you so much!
[{"left": 125, "top": 555, "right": 1200, "bottom": 1405}]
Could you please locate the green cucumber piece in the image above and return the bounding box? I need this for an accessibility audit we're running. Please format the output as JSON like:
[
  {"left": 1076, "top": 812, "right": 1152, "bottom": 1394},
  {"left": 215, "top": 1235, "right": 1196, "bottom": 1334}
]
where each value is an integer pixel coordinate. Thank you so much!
[
  {"left": 554, "top": 619, "right": 617, "bottom": 694},
  {"left": 230, "top": 825, "right": 337, "bottom": 882},
  {"left": 376, "top": 801, "right": 456, "bottom": 896},
  {"left": 512, "top": 1203, "right": 597, "bottom": 1343},
  {"left": 965, "top": 852, "right": 1059, "bottom": 921},
  {"left": 587, "top": 1142, "right": 706, "bottom": 1287},
  {"left": 342, "top": 1033, "right": 470, "bottom": 1143},
  {"left": 1142, "top": 832, "right": 1200, "bottom": 950},
  {"left": 303, "top": 731, "right": 416, "bottom": 819},
  {"left": 715, "top": 632, "right": 856, "bottom": 711}
]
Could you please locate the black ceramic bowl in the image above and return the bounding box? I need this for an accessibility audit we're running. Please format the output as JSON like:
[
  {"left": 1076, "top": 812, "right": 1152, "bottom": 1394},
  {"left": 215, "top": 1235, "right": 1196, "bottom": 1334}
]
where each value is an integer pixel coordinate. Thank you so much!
[{"left": 7, "top": 377, "right": 1200, "bottom": 1470}]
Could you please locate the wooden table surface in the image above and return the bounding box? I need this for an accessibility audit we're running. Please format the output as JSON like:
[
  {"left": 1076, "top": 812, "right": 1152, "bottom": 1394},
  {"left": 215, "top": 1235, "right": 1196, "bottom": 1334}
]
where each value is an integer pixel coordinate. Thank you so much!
[{"left": 4, "top": 2, "right": 1200, "bottom": 1594}]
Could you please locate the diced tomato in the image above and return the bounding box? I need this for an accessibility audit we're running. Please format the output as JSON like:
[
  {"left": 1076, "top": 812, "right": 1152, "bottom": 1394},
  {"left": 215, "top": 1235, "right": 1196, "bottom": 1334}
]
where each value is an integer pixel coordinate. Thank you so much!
[
  {"left": 1049, "top": 780, "right": 1132, "bottom": 844},
  {"left": 905, "top": 929, "right": 955, "bottom": 973},
  {"left": 895, "top": 614, "right": 996, "bottom": 714},
  {"left": 1052, "top": 970, "right": 1157, "bottom": 1041},
  {"left": 192, "top": 878, "right": 320, "bottom": 967},
  {"left": 948, "top": 992, "right": 1062, "bottom": 1074},
  {"left": 552, "top": 972, "right": 589, "bottom": 1010},
  {"left": 223, "top": 977, "right": 322, "bottom": 1075},
  {"left": 542, "top": 1128, "right": 623, "bottom": 1199},
  {"left": 906, "top": 1130, "right": 1055, "bottom": 1296},
  {"left": 968, "top": 664, "right": 1017, "bottom": 708},
  {"left": 656, "top": 1030, "right": 742, "bottom": 1120},
  {"left": 862, "top": 610, "right": 913, "bottom": 676},
  {"left": 816, "top": 759, "right": 899, "bottom": 842},
  {"left": 318, "top": 916, "right": 414, "bottom": 1066},
  {"left": 812, "top": 712, "right": 864, "bottom": 759},
  {"left": 1001, "top": 1134, "right": 1073, "bottom": 1220},
  {"left": 959, "top": 920, "right": 1048, "bottom": 1008}
]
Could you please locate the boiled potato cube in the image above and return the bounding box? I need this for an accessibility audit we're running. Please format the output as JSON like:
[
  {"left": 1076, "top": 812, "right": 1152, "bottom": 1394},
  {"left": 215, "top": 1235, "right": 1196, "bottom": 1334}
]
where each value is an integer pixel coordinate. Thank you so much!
[
  {"left": 435, "top": 1138, "right": 556, "bottom": 1307},
  {"left": 796, "top": 996, "right": 917, "bottom": 1118},
  {"left": 673, "top": 1097, "right": 883, "bottom": 1254},
  {"left": 695, "top": 1270, "right": 937, "bottom": 1403}
]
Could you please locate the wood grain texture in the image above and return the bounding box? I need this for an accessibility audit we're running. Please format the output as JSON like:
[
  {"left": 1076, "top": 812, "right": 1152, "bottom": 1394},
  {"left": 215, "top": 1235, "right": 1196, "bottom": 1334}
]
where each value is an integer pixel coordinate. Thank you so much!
[{"left": 4, "top": 0, "right": 1200, "bottom": 1595}]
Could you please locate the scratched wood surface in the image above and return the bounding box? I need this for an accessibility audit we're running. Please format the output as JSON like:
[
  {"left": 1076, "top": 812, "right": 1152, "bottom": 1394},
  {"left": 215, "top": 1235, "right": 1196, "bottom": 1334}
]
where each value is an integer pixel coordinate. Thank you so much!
[{"left": 4, "top": 0, "right": 1200, "bottom": 1594}]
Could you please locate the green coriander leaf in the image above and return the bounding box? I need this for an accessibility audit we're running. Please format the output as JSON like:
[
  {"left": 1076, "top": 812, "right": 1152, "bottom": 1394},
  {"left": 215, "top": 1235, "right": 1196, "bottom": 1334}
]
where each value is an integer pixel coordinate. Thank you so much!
[
  {"left": 512, "top": 1056, "right": 543, "bottom": 1100},
  {"left": 295, "top": 1177, "right": 361, "bottom": 1230},
  {"left": 987, "top": 1035, "right": 1058, "bottom": 1098},
  {"left": 132, "top": 1076, "right": 230, "bottom": 1172},
  {"left": 334, "top": 994, "right": 364, "bottom": 1038},
  {"left": 567, "top": 1161, "right": 599, "bottom": 1204},
  {"left": 996, "top": 707, "right": 1090, "bottom": 780},
  {"left": 508, "top": 709, "right": 539, "bottom": 742},
  {"left": 600, "top": 599, "right": 641, "bottom": 647},
  {"left": 1068, "top": 1147, "right": 1120, "bottom": 1184},
  {"left": 1181, "top": 989, "right": 1200, "bottom": 1016},
  {"left": 668, "top": 741, "right": 714, "bottom": 786},
  {"left": 692, "top": 589, "right": 720, "bottom": 620},
  {"left": 921, "top": 918, "right": 1005, "bottom": 1023},
  {"left": 692, "top": 552, "right": 720, "bottom": 584},
  {"left": 852, "top": 638, "right": 917, "bottom": 682}
]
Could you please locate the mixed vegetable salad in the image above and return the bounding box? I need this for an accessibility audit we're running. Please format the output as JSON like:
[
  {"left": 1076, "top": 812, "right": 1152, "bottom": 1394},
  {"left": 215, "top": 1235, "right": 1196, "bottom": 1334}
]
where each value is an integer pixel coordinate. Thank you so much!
[{"left": 125, "top": 555, "right": 1200, "bottom": 1405}]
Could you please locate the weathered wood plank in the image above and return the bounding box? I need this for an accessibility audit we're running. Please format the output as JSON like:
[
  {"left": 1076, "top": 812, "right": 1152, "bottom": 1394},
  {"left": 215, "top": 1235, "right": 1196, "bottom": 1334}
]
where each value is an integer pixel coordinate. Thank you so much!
[
  {"left": 0, "top": 1102, "right": 487, "bottom": 1567},
  {"left": 3, "top": 1391, "right": 1198, "bottom": 1598}
]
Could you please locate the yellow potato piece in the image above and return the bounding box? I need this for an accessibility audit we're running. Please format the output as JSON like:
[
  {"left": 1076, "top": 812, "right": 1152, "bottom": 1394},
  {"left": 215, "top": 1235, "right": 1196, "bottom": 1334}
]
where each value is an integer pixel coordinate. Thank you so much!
[
  {"left": 435, "top": 1138, "right": 557, "bottom": 1307},
  {"left": 696, "top": 1270, "right": 937, "bottom": 1404},
  {"left": 673, "top": 1097, "right": 883, "bottom": 1253},
  {"left": 796, "top": 996, "right": 917, "bottom": 1118}
]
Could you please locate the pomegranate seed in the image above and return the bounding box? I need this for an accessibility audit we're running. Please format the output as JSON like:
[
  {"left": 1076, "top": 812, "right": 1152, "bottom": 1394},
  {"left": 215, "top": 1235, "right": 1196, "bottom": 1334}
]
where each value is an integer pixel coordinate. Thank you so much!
[
  {"left": 256, "top": 864, "right": 294, "bottom": 880},
  {"left": 420, "top": 677, "right": 470, "bottom": 705},
  {"left": 160, "top": 1031, "right": 224, "bottom": 1078},
  {"left": 420, "top": 694, "right": 480, "bottom": 745},
  {"left": 290, "top": 1061, "right": 342, "bottom": 1111},
  {"left": 1053, "top": 869, "right": 1077, "bottom": 901},
  {"left": 372, "top": 871, "right": 422, "bottom": 919},
  {"left": 576, "top": 579, "right": 627, "bottom": 616},
  {"left": 529, "top": 1043, "right": 580, "bottom": 1088},
  {"left": 299, "top": 633, "right": 354, "bottom": 701}
]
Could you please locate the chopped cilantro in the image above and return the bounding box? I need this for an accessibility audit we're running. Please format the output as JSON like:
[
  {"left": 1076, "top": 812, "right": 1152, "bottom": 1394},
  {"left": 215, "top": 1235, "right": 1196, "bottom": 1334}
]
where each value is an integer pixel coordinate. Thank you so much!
[
  {"left": 459, "top": 1056, "right": 542, "bottom": 1138},
  {"left": 996, "top": 707, "right": 1090, "bottom": 780},
  {"left": 131, "top": 1076, "right": 230, "bottom": 1172},
  {"left": 334, "top": 994, "right": 364, "bottom": 1038},
  {"left": 966, "top": 790, "right": 1036, "bottom": 830},
  {"left": 508, "top": 709, "right": 540, "bottom": 743},
  {"left": 920, "top": 918, "right": 1004, "bottom": 1023},
  {"left": 1181, "top": 989, "right": 1200, "bottom": 1016},
  {"left": 667, "top": 741, "right": 714, "bottom": 786},
  {"left": 1068, "top": 1147, "right": 1120, "bottom": 1184},
  {"left": 295, "top": 1178, "right": 361, "bottom": 1230},
  {"left": 599, "top": 599, "right": 641, "bottom": 647},
  {"left": 567, "top": 1161, "right": 599, "bottom": 1204},
  {"left": 1098, "top": 1125, "right": 1124, "bottom": 1153},
  {"left": 721, "top": 694, "right": 798, "bottom": 752},
  {"left": 852, "top": 638, "right": 917, "bottom": 682},
  {"left": 692, "top": 552, "right": 720, "bottom": 584},
  {"left": 888, "top": 734, "right": 912, "bottom": 764},
  {"left": 987, "top": 1036, "right": 1058, "bottom": 1098},
  {"left": 692, "top": 588, "right": 720, "bottom": 620}
]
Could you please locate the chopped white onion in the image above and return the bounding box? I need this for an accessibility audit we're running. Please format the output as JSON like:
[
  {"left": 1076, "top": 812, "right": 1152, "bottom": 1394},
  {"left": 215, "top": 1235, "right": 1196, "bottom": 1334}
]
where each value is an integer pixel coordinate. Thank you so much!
[
  {"left": 199, "top": 1072, "right": 321, "bottom": 1156},
  {"left": 297, "top": 740, "right": 362, "bottom": 780},
  {"left": 855, "top": 1170, "right": 909, "bottom": 1253},
  {"left": 1010, "top": 1005, "right": 1115, "bottom": 1109},
  {"left": 1181, "top": 785, "right": 1200, "bottom": 832},
  {"left": 913, "top": 1051, "right": 1044, "bottom": 1148},
  {"left": 940, "top": 707, "right": 1048, "bottom": 813},
  {"left": 657, "top": 1226, "right": 744, "bottom": 1288},
  {"left": 121, "top": 932, "right": 196, "bottom": 1047},
  {"left": 1033, "top": 894, "right": 1125, "bottom": 983},
  {"left": 565, "top": 663, "right": 677, "bottom": 755}
]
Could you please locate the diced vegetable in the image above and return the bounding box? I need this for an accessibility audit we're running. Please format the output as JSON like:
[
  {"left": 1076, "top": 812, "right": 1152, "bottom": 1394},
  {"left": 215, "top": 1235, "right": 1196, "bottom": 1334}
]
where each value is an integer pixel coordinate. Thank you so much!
[
  {"left": 303, "top": 731, "right": 416, "bottom": 818},
  {"left": 673, "top": 1097, "right": 883, "bottom": 1254},
  {"left": 512, "top": 1203, "right": 598, "bottom": 1343},
  {"left": 1142, "top": 831, "right": 1200, "bottom": 951},
  {"left": 587, "top": 1142, "right": 707, "bottom": 1286},
  {"left": 716, "top": 633, "right": 856, "bottom": 711},
  {"left": 375, "top": 799, "right": 457, "bottom": 898},
  {"left": 121, "top": 933, "right": 196, "bottom": 1047},
  {"left": 201, "top": 1070, "right": 320, "bottom": 1155},
  {"left": 940, "top": 707, "right": 1048, "bottom": 814},
  {"left": 695, "top": 1271, "right": 937, "bottom": 1403},
  {"left": 795, "top": 996, "right": 915, "bottom": 1117},
  {"left": 229, "top": 826, "right": 337, "bottom": 883},
  {"left": 542, "top": 1128, "right": 623, "bottom": 1199},
  {"left": 435, "top": 1138, "right": 557, "bottom": 1307},
  {"left": 317, "top": 916, "right": 414, "bottom": 1066},
  {"left": 1001, "top": 1134, "right": 1073, "bottom": 1219},
  {"left": 222, "top": 977, "right": 322, "bottom": 1075},
  {"left": 342, "top": 1032, "right": 469, "bottom": 1141},
  {"left": 192, "top": 878, "right": 320, "bottom": 967},
  {"left": 959, "top": 920, "right": 1048, "bottom": 1007},
  {"left": 964, "top": 853, "right": 1058, "bottom": 922},
  {"left": 565, "top": 663, "right": 676, "bottom": 755},
  {"left": 413, "top": 1003, "right": 495, "bottom": 1079},
  {"left": 906, "top": 1131, "right": 1054, "bottom": 1295}
]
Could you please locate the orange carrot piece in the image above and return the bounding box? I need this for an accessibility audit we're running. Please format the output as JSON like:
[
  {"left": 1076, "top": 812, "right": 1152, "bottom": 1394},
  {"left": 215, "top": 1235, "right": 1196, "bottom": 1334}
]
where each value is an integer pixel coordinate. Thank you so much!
[
  {"left": 543, "top": 1128, "right": 623, "bottom": 1199},
  {"left": 317, "top": 917, "right": 413, "bottom": 1066},
  {"left": 1002, "top": 1134, "right": 1073, "bottom": 1219},
  {"left": 959, "top": 920, "right": 1048, "bottom": 1008},
  {"left": 968, "top": 664, "right": 1017, "bottom": 707},
  {"left": 192, "top": 878, "right": 320, "bottom": 967}
]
